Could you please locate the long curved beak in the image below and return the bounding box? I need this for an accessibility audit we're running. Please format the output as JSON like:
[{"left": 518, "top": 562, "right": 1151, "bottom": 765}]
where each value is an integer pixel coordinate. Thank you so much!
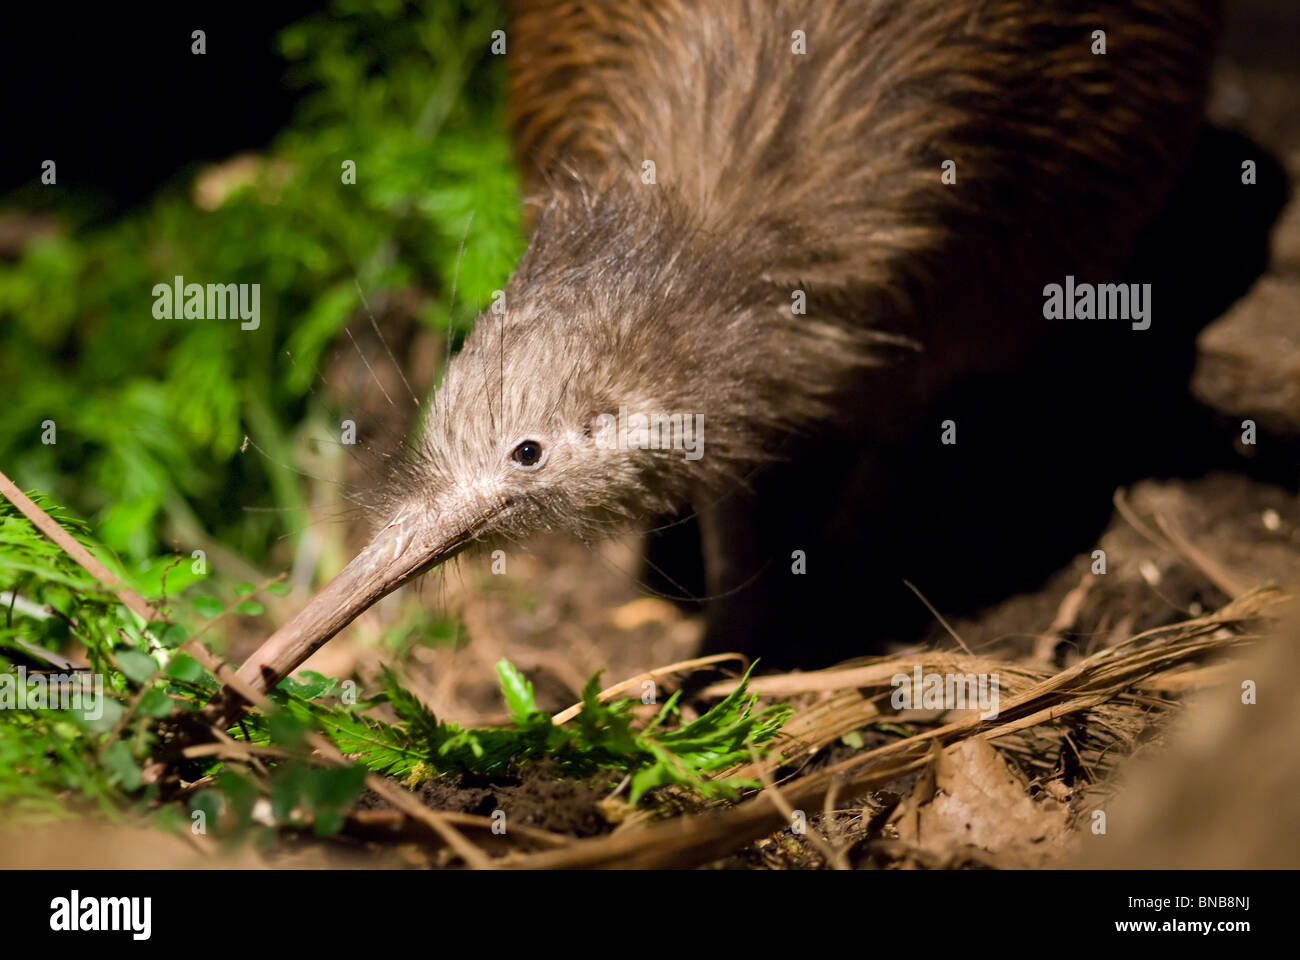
[{"left": 232, "top": 508, "right": 471, "bottom": 698}]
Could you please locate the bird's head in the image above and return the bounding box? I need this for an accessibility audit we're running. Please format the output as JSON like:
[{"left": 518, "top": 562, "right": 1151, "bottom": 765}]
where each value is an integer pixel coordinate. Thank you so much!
[{"left": 234, "top": 223, "right": 711, "bottom": 693}]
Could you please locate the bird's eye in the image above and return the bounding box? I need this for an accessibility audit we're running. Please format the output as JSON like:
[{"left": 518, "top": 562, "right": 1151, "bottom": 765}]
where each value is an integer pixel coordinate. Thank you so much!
[{"left": 510, "top": 439, "right": 545, "bottom": 467}]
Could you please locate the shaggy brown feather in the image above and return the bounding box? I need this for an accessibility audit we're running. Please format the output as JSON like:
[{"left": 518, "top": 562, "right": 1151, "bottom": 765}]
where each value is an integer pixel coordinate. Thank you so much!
[{"left": 389, "top": 0, "right": 1219, "bottom": 543}]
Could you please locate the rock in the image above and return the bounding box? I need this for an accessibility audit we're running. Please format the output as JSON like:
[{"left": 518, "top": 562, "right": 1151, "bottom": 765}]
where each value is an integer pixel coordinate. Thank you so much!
[{"left": 1192, "top": 275, "right": 1300, "bottom": 435}]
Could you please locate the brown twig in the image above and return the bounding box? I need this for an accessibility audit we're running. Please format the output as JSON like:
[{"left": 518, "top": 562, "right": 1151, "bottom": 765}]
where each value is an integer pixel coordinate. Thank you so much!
[
  {"left": 551, "top": 653, "right": 746, "bottom": 725},
  {"left": 0, "top": 470, "right": 158, "bottom": 623}
]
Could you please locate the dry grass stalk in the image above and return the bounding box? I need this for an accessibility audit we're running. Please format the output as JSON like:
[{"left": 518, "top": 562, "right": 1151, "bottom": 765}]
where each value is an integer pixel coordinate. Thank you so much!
[{"left": 500, "top": 586, "right": 1283, "bottom": 868}]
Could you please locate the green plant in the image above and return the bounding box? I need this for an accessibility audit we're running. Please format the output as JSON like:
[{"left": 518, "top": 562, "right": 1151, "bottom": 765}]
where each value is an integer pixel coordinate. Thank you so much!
[
  {"left": 0, "top": 491, "right": 790, "bottom": 836},
  {"left": 0, "top": 0, "right": 523, "bottom": 568},
  {"left": 246, "top": 660, "right": 790, "bottom": 804}
]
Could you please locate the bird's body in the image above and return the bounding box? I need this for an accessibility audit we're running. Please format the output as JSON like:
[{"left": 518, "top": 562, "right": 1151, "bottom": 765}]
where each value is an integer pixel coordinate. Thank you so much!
[
  {"left": 506, "top": 0, "right": 1219, "bottom": 404},
  {"left": 237, "top": 0, "right": 1225, "bottom": 692}
]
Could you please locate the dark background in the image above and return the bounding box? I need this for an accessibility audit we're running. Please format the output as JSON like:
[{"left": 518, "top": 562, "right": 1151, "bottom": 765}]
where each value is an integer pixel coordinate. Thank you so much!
[{"left": 1, "top": 3, "right": 322, "bottom": 214}]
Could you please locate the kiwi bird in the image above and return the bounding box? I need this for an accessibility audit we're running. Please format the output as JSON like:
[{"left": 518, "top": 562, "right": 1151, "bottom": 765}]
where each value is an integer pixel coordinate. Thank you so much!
[{"left": 232, "top": 0, "right": 1220, "bottom": 696}]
